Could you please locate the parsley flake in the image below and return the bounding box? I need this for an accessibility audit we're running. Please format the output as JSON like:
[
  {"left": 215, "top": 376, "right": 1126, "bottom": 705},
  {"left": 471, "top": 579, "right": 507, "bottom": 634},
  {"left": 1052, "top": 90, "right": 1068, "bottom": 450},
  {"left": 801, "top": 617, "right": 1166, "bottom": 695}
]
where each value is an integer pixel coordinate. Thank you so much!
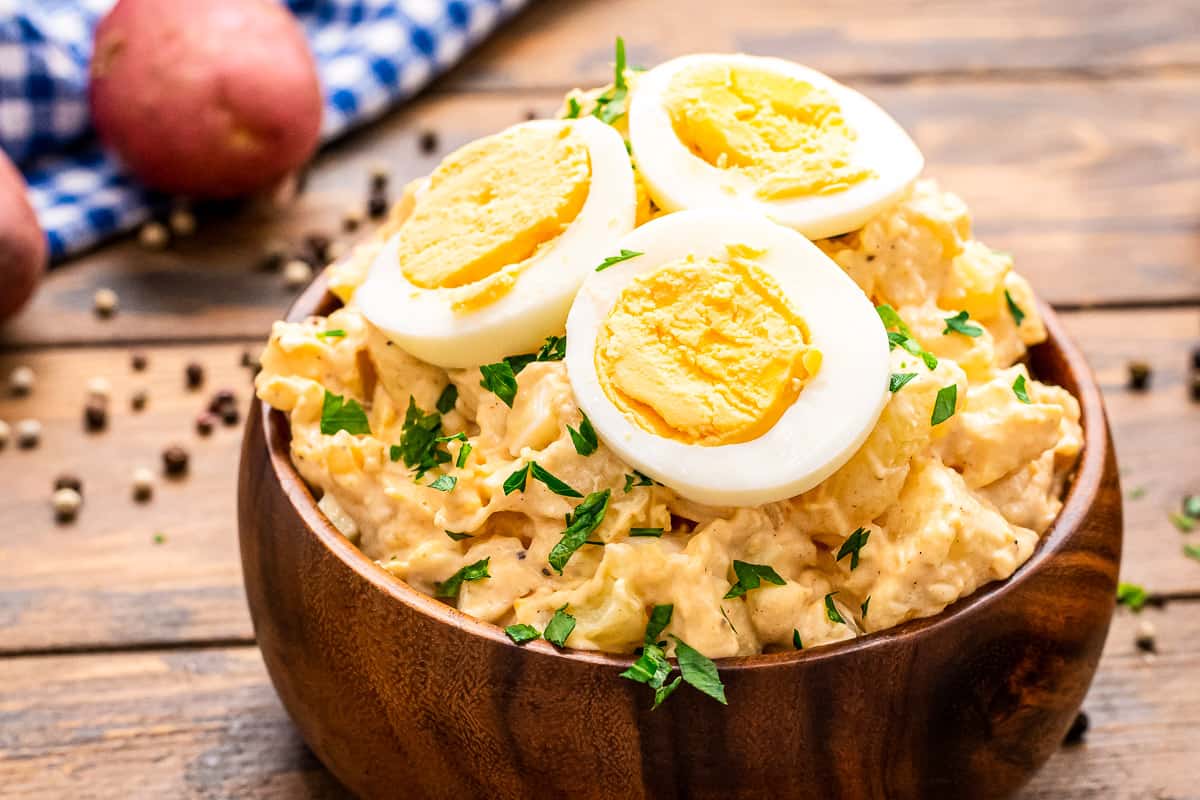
[
  {"left": 503, "top": 464, "right": 530, "bottom": 495},
  {"left": 824, "top": 592, "right": 846, "bottom": 624},
  {"left": 397, "top": 397, "right": 448, "bottom": 476},
  {"left": 889, "top": 372, "right": 918, "bottom": 393},
  {"left": 836, "top": 527, "right": 871, "bottom": 570},
  {"left": 544, "top": 605, "right": 577, "bottom": 647},
  {"left": 876, "top": 304, "right": 912, "bottom": 336},
  {"left": 568, "top": 412, "right": 599, "bottom": 456},
  {"left": 320, "top": 391, "right": 371, "bottom": 436},
  {"left": 548, "top": 490, "right": 611, "bottom": 573},
  {"left": 317, "top": 329, "right": 346, "bottom": 339},
  {"left": 1005, "top": 289, "right": 1026, "bottom": 327},
  {"left": 943, "top": 310, "right": 983, "bottom": 338},
  {"left": 591, "top": 37, "right": 629, "bottom": 125},
  {"left": 1013, "top": 374, "right": 1032, "bottom": 404},
  {"left": 1185, "top": 544, "right": 1200, "bottom": 563},
  {"left": 723, "top": 560, "right": 786, "bottom": 599},
  {"left": 1170, "top": 512, "right": 1196, "bottom": 533},
  {"left": 435, "top": 432, "right": 472, "bottom": 468},
  {"left": 565, "top": 97, "right": 582, "bottom": 119},
  {"left": 530, "top": 462, "right": 583, "bottom": 498},
  {"left": 1116, "top": 582, "right": 1147, "bottom": 612},
  {"left": 445, "top": 530, "right": 472, "bottom": 541},
  {"left": 434, "top": 558, "right": 490, "bottom": 599},
  {"left": 623, "top": 471, "right": 654, "bottom": 492},
  {"left": 436, "top": 384, "right": 458, "bottom": 414},
  {"left": 672, "top": 636, "right": 727, "bottom": 705},
  {"left": 596, "top": 249, "right": 643, "bottom": 272},
  {"left": 535, "top": 335, "right": 567, "bottom": 362},
  {"left": 792, "top": 629, "right": 803, "bottom": 650},
  {"left": 621, "top": 642, "right": 673, "bottom": 706},
  {"left": 505, "top": 624, "right": 541, "bottom": 644},
  {"left": 630, "top": 527, "right": 664, "bottom": 538},
  {"left": 428, "top": 474, "right": 456, "bottom": 492},
  {"left": 931, "top": 384, "right": 958, "bottom": 426},
  {"left": 479, "top": 362, "right": 518, "bottom": 407}
]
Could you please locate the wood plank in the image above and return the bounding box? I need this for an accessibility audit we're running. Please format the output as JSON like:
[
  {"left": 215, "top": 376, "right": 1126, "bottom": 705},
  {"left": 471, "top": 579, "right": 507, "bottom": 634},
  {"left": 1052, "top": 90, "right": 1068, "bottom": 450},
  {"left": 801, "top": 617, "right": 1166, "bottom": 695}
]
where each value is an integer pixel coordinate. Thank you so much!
[
  {"left": 448, "top": 0, "right": 1200, "bottom": 89},
  {"left": 0, "top": 604, "right": 1194, "bottom": 799},
  {"left": 3, "top": 75, "right": 1197, "bottom": 349},
  {"left": 1, "top": 309, "right": 1195, "bottom": 653}
]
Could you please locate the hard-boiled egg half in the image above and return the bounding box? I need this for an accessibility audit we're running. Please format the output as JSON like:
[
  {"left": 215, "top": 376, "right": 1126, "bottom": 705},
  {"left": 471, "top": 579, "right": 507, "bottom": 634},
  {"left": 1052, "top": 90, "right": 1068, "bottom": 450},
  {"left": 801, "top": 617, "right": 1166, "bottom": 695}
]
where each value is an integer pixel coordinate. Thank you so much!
[
  {"left": 628, "top": 53, "right": 923, "bottom": 240},
  {"left": 357, "top": 117, "right": 636, "bottom": 368},
  {"left": 566, "top": 209, "right": 890, "bottom": 506}
]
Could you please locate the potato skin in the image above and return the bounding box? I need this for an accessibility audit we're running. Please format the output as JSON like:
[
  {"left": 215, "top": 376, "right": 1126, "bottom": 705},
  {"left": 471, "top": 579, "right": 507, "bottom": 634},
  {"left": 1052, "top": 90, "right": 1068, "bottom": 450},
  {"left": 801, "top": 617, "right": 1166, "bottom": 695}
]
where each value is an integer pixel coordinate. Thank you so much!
[
  {"left": 89, "top": 0, "right": 323, "bottom": 197},
  {"left": 0, "top": 150, "right": 47, "bottom": 324}
]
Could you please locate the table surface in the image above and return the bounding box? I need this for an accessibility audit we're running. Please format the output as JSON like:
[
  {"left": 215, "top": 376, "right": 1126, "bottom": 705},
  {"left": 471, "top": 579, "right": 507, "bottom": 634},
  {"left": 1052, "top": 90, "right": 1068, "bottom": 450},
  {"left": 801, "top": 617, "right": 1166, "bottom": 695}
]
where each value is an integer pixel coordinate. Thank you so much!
[{"left": 2, "top": 1, "right": 1198, "bottom": 797}]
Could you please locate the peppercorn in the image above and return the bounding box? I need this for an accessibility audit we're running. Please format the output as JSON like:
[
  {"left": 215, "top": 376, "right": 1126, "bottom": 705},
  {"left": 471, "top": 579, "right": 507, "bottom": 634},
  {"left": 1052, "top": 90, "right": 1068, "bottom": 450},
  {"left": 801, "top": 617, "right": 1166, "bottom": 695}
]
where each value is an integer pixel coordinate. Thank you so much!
[
  {"left": 162, "top": 445, "right": 189, "bottom": 477},
  {"left": 132, "top": 467, "right": 155, "bottom": 502},
  {"left": 305, "top": 233, "right": 331, "bottom": 264},
  {"left": 54, "top": 474, "right": 83, "bottom": 495},
  {"left": 195, "top": 413, "right": 217, "bottom": 436},
  {"left": 52, "top": 488, "right": 83, "bottom": 523},
  {"left": 1135, "top": 620, "right": 1156, "bottom": 653},
  {"left": 185, "top": 362, "right": 205, "bottom": 390},
  {"left": 1062, "top": 711, "right": 1088, "bottom": 745},
  {"left": 367, "top": 189, "right": 389, "bottom": 220},
  {"left": 15, "top": 419, "right": 40, "bottom": 449},
  {"left": 418, "top": 129, "right": 438, "bottom": 154},
  {"left": 260, "top": 241, "right": 289, "bottom": 272},
  {"left": 93, "top": 288, "right": 119, "bottom": 318},
  {"left": 130, "top": 389, "right": 148, "bottom": 412},
  {"left": 342, "top": 209, "right": 363, "bottom": 233},
  {"left": 168, "top": 207, "right": 196, "bottom": 237},
  {"left": 131, "top": 352, "right": 148, "bottom": 371},
  {"left": 220, "top": 404, "right": 240, "bottom": 426},
  {"left": 369, "top": 165, "right": 389, "bottom": 192},
  {"left": 83, "top": 400, "right": 108, "bottom": 432},
  {"left": 8, "top": 365, "right": 34, "bottom": 396},
  {"left": 1127, "top": 361, "right": 1151, "bottom": 391},
  {"left": 138, "top": 221, "right": 169, "bottom": 250},
  {"left": 208, "top": 389, "right": 236, "bottom": 414}
]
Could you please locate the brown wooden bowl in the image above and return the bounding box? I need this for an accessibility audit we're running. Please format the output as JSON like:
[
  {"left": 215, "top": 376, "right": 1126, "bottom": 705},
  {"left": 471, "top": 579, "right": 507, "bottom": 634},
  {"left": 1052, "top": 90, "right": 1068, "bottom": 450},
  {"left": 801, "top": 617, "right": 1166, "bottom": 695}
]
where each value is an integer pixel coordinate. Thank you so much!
[{"left": 238, "top": 271, "right": 1121, "bottom": 800}]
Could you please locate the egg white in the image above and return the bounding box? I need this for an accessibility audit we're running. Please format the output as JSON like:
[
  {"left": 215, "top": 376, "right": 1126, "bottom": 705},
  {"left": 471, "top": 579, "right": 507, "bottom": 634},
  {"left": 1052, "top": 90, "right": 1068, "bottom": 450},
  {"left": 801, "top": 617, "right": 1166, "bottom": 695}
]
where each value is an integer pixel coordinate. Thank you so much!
[
  {"left": 357, "top": 117, "right": 636, "bottom": 369},
  {"left": 628, "top": 53, "right": 924, "bottom": 240},
  {"left": 565, "top": 208, "right": 890, "bottom": 507}
]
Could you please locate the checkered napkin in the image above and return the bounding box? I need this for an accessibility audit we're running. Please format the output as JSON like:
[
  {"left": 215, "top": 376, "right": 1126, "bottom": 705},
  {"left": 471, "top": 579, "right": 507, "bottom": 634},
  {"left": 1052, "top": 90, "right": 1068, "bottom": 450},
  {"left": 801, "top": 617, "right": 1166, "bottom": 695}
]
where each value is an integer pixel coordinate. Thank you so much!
[{"left": 0, "top": 0, "right": 526, "bottom": 260}]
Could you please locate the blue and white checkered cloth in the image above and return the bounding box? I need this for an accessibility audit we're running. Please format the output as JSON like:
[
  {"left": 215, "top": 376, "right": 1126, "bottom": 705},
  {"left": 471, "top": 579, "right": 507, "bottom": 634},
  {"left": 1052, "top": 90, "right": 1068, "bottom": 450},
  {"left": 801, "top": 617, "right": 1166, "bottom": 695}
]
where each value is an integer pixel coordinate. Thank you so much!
[{"left": 0, "top": 0, "right": 526, "bottom": 259}]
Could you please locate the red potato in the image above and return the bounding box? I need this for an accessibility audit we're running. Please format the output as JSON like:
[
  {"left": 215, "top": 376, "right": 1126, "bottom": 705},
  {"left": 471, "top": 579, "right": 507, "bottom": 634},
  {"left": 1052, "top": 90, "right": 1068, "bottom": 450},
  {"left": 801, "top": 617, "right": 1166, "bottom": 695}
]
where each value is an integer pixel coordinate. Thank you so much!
[
  {"left": 0, "top": 150, "right": 47, "bottom": 324},
  {"left": 89, "top": 0, "right": 323, "bottom": 198}
]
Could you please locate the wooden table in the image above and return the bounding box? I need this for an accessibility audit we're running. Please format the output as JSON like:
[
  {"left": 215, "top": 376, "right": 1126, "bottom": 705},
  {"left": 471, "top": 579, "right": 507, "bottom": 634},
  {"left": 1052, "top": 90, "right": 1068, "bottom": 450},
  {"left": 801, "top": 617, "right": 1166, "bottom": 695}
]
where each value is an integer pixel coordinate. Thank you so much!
[{"left": 2, "top": 1, "right": 1197, "bottom": 796}]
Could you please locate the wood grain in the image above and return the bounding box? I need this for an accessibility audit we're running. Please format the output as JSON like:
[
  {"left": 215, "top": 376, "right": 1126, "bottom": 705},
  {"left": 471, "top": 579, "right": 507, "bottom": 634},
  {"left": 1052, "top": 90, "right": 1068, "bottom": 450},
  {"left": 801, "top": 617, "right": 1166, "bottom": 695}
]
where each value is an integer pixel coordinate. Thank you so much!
[
  {"left": 446, "top": 0, "right": 1200, "bottom": 90},
  {"left": 0, "top": 604, "right": 1189, "bottom": 799},
  {"left": 1, "top": 309, "right": 1195, "bottom": 653},
  {"left": 3, "top": 75, "right": 1198, "bottom": 350}
]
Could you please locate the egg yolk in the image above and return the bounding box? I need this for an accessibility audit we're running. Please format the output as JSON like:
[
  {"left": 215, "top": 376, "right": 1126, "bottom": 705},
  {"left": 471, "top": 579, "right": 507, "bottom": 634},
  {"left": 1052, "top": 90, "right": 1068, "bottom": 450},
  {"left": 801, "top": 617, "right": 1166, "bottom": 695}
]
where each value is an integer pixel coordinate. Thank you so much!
[
  {"left": 595, "top": 246, "right": 822, "bottom": 446},
  {"left": 394, "top": 125, "right": 591, "bottom": 309},
  {"left": 664, "top": 63, "right": 872, "bottom": 200}
]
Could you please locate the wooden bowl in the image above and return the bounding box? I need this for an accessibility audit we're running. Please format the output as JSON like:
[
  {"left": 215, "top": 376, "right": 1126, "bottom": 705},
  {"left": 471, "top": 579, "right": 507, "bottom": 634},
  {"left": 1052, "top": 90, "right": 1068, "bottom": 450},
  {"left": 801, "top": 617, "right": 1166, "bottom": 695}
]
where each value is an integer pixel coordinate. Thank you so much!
[{"left": 238, "top": 272, "right": 1121, "bottom": 800}]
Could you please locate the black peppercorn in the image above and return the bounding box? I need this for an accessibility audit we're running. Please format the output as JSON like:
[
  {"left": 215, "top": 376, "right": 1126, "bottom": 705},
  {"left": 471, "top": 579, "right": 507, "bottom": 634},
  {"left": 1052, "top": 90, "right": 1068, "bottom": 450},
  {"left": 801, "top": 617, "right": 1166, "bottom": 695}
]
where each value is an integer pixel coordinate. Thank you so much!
[
  {"left": 1127, "top": 361, "right": 1151, "bottom": 391},
  {"left": 305, "top": 233, "right": 331, "bottom": 264},
  {"left": 185, "top": 362, "right": 205, "bottom": 390},
  {"left": 196, "top": 413, "right": 217, "bottom": 437},
  {"left": 367, "top": 189, "right": 389, "bottom": 220},
  {"left": 163, "top": 445, "right": 190, "bottom": 477},
  {"left": 418, "top": 129, "right": 438, "bottom": 154},
  {"left": 1062, "top": 711, "right": 1088, "bottom": 745},
  {"left": 83, "top": 400, "right": 108, "bottom": 432},
  {"left": 131, "top": 352, "right": 148, "bottom": 371},
  {"left": 130, "top": 390, "right": 148, "bottom": 412},
  {"left": 208, "top": 389, "right": 236, "bottom": 414},
  {"left": 220, "top": 404, "right": 240, "bottom": 426}
]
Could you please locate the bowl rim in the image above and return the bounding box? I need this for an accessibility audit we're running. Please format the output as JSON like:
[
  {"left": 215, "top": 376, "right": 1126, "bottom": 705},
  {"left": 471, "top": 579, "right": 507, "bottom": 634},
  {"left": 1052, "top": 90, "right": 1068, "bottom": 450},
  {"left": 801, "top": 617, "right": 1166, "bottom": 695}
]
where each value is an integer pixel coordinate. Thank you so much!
[{"left": 257, "top": 270, "right": 1110, "bottom": 671}]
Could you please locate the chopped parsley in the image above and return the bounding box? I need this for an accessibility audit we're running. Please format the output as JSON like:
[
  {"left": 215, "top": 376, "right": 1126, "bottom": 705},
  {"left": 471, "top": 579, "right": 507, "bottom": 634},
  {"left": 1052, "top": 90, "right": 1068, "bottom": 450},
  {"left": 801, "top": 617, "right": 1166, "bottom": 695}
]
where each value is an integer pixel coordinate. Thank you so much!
[
  {"left": 479, "top": 362, "right": 518, "bottom": 407},
  {"left": 931, "top": 384, "right": 958, "bottom": 426},
  {"left": 591, "top": 37, "right": 629, "bottom": 125},
  {"left": 1185, "top": 544, "right": 1200, "bottom": 563},
  {"left": 861, "top": 596, "right": 871, "bottom": 618},
  {"left": 1116, "top": 582, "right": 1147, "bottom": 612},
  {"left": 877, "top": 305, "right": 938, "bottom": 370},
  {"left": 320, "top": 391, "right": 371, "bottom": 436},
  {"left": 436, "top": 432, "right": 472, "bottom": 468},
  {"left": 889, "top": 372, "right": 918, "bottom": 393},
  {"left": 596, "top": 249, "right": 643, "bottom": 272},
  {"left": 396, "top": 397, "right": 449, "bottom": 476},
  {"left": 1005, "top": 289, "right": 1026, "bottom": 327},
  {"left": 428, "top": 474, "right": 456, "bottom": 492},
  {"left": 672, "top": 636, "right": 727, "bottom": 705},
  {"left": 543, "top": 605, "right": 577, "bottom": 647},
  {"left": 153, "top": 532, "right": 167, "bottom": 545},
  {"left": 530, "top": 462, "right": 583, "bottom": 498},
  {"left": 436, "top": 384, "right": 458, "bottom": 414},
  {"left": 548, "top": 489, "right": 611, "bottom": 573},
  {"left": 1013, "top": 374, "right": 1032, "bottom": 404},
  {"left": 723, "top": 560, "right": 786, "bottom": 599},
  {"left": 792, "top": 629, "right": 803, "bottom": 650},
  {"left": 444, "top": 530, "right": 472, "bottom": 541},
  {"left": 630, "top": 527, "right": 664, "bottom": 538},
  {"left": 836, "top": 527, "right": 871, "bottom": 570},
  {"left": 824, "top": 592, "right": 846, "bottom": 624},
  {"left": 565, "top": 97, "right": 582, "bottom": 119},
  {"left": 534, "top": 335, "right": 567, "bottom": 362},
  {"left": 620, "top": 605, "right": 675, "bottom": 708},
  {"left": 317, "top": 329, "right": 346, "bottom": 339},
  {"left": 389, "top": 445, "right": 402, "bottom": 462},
  {"left": 1185, "top": 495, "right": 1200, "bottom": 518},
  {"left": 505, "top": 624, "right": 541, "bottom": 644},
  {"left": 1127, "top": 486, "right": 1147, "bottom": 500},
  {"left": 503, "top": 464, "right": 530, "bottom": 495},
  {"left": 568, "top": 412, "right": 599, "bottom": 456},
  {"left": 623, "top": 471, "right": 654, "bottom": 492},
  {"left": 1170, "top": 512, "right": 1196, "bottom": 533},
  {"left": 434, "top": 557, "right": 490, "bottom": 599},
  {"left": 943, "top": 310, "right": 983, "bottom": 338}
]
